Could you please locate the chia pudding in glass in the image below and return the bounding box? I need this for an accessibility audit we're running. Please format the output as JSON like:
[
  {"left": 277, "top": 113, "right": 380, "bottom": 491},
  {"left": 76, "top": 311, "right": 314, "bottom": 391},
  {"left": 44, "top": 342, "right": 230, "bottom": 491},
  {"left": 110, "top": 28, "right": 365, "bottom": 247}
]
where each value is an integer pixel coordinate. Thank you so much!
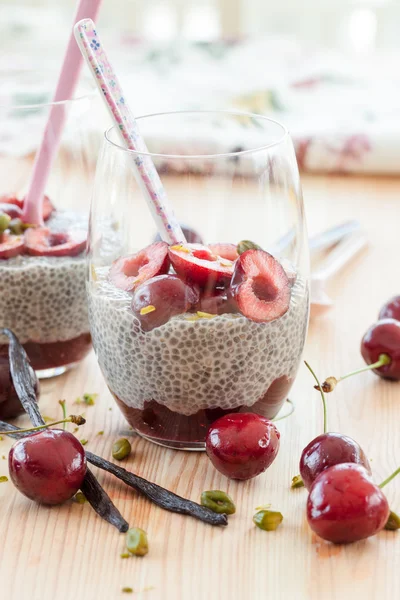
[
  {"left": 87, "top": 111, "right": 310, "bottom": 449},
  {"left": 0, "top": 70, "right": 99, "bottom": 377}
]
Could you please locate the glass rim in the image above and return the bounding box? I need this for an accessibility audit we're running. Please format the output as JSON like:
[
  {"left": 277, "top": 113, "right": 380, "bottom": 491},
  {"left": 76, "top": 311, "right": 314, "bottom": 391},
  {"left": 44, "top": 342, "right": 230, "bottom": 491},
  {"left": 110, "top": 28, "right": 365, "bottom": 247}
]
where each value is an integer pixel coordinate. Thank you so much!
[
  {"left": 103, "top": 110, "right": 289, "bottom": 159},
  {"left": 0, "top": 68, "right": 96, "bottom": 110}
]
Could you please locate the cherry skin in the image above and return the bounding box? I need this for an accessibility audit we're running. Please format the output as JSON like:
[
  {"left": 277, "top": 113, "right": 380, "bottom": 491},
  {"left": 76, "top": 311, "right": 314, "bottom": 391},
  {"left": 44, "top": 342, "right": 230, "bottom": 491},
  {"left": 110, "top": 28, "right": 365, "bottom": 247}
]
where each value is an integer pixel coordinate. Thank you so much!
[
  {"left": 205, "top": 413, "right": 280, "bottom": 480},
  {"left": 299, "top": 432, "right": 371, "bottom": 491},
  {"left": 307, "top": 463, "right": 389, "bottom": 544},
  {"left": 9, "top": 429, "right": 87, "bottom": 505},
  {"left": 361, "top": 318, "right": 400, "bottom": 380},
  {"left": 379, "top": 295, "right": 400, "bottom": 322},
  {"left": 131, "top": 274, "right": 199, "bottom": 331}
]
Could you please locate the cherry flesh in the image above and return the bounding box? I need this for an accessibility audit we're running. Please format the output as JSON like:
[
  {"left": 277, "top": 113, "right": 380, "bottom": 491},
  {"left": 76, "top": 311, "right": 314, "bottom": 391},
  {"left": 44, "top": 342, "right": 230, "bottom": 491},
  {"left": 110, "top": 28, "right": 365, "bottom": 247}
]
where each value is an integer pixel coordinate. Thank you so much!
[
  {"left": 307, "top": 463, "right": 389, "bottom": 544},
  {"left": 0, "top": 194, "right": 54, "bottom": 221},
  {"left": 0, "top": 232, "right": 25, "bottom": 259},
  {"left": 379, "top": 295, "right": 400, "bottom": 322},
  {"left": 9, "top": 429, "right": 87, "bottom": 505},
  {"left": 300, "top": 432, "right": 371, "bottom": 491},
  {"left": 168, "top": 243, "right": 234, "bottom": 289},
  {"left": 361, "top": 318, "right": 400, "bottom": 380},
  {"left": 231, "top": 249, "right": 290, "bottom": 323},
  {"left": 205, "top": 412, "right": 280, "bottom": 480},
  {"left": 108, "top": 242, "right": 170, "bottom": 292},
  {"left": 131, "top": 274, "right": 199, "bottom": 331},
  {"left": 24, "top": 228, "right": 86, "bottom": 258}
]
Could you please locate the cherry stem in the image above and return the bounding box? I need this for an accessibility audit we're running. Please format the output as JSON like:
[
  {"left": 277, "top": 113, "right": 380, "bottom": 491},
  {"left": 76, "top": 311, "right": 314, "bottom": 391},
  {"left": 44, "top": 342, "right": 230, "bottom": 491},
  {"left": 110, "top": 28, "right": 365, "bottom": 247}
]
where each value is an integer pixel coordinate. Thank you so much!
[
  {"left": 379, "top": 466, "right": 400, "bottom": 489},
  {"left": 338, "top": 353, "right": 391, "bottom": 383},
  {"left": 305, "top": 360, "right": 328, "bottom": 434},
  {"left": 0, "top": 415, "right": 85, "bottom": 436}
]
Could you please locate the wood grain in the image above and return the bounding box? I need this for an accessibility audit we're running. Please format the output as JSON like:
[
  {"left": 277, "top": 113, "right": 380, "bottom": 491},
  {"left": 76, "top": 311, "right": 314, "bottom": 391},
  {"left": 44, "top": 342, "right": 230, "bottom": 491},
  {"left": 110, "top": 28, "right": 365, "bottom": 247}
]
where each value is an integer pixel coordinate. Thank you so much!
[{"left": 0, "top": 173, "right": 399, "bottom": 600}]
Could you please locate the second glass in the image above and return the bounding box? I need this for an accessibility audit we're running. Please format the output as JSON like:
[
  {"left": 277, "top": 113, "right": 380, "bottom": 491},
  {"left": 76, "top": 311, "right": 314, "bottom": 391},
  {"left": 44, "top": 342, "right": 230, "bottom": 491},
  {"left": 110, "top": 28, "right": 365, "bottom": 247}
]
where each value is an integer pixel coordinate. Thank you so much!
[{"left": 87, "top": 110, "right": 309, "bottom": 449}]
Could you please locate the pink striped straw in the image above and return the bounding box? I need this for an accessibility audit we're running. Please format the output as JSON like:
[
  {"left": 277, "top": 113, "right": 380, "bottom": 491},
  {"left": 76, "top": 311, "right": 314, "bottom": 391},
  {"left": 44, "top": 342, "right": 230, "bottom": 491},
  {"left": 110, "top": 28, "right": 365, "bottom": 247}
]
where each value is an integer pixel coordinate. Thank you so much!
[
  {"left": 23, "top": 0, "right": 102, "bottom": 226},
  {"left": 74, "top": 19, "right": 185, "bottom": 245}
]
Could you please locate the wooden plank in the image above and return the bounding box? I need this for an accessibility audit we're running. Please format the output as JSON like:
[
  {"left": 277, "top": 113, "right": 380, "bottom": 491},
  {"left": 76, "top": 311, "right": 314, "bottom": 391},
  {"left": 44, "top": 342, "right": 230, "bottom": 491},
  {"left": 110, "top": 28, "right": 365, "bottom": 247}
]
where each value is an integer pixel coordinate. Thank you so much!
[{"left": 0, "top": 173, "right": 399, "bottom": 600}]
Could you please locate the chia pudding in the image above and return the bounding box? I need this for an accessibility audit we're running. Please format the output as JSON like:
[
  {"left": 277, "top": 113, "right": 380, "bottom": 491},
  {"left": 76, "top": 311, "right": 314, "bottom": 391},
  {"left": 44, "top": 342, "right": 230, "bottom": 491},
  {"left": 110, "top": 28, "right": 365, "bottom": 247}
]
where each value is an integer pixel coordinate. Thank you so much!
[
  {"left": 0, "top": 201, "right": 91, "bottom": 374},
  {"left": 88, "top": 241, "right": 309, "bottom": 449}
]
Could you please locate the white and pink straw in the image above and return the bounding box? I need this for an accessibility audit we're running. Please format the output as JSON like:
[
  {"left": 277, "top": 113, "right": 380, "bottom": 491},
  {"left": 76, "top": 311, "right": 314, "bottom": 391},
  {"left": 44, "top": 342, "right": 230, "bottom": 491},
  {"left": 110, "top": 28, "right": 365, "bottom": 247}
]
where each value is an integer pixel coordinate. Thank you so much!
[
  {"left": 74, "top": 18, "right": 185, "bottom": 245},
  {"left": 23, "top": 0, "right": 102, "bottom": 225}
]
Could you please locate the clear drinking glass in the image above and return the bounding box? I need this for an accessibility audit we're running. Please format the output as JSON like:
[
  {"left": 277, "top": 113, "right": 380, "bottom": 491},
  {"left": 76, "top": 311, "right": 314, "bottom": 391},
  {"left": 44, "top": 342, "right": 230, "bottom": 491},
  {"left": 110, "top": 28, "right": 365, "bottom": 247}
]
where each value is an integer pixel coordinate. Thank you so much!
[
  {"left": 87, "top": 110, "right": 310, "bottom": 449},
  {"left": 0, "top": 70, "right": 98, "bottom": 378}
]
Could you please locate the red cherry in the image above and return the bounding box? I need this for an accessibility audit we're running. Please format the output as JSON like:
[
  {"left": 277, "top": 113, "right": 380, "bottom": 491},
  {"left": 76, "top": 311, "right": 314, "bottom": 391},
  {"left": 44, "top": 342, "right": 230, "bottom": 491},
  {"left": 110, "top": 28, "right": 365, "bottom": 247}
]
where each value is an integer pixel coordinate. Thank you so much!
[
  {"left": 0, "top": 203, "right": 22, "bottom": 219},
  {"left": 109, "top": 242, "right": 170, "bottom": 292},
  {"left": 307, "top": 463, "right": 389, "bottom": 544},
  {"left": 9, "top": 429, "right": 87, "bottom": 505},
  {"left": 131, "top": 274, "right": 199, "bottom": 331},
  {"left": 197, "top": 288, "right": 238, "bottom": 315},
  {"left": 0, "top": 232, "right": 25, "bottom": 259},
  {"left": 208, "top": 243, "right": 239, "bottom": 262},
  {"left": 0, "top": 194, "right": 54, "bottom": 221},
  {"left": 231, "top": 249, "right": 291, "bottom": 323},
  {"left": 168, "top": 243, "right": 234, "bottom": 289},
  {"left": 361, "top": 319, "right": 400, "bottom": 380},
  {"left": 300, "top": 432, "right": 371, "bottom": 491},
  {"left": 379, "top": 295, "right": 400, "bottom": 321},
  {"left": 24, "top": 227, "right": 86, "bottom": 257},
  {"left": 205, "top": 413, "right": 280, "bottom": 480}
]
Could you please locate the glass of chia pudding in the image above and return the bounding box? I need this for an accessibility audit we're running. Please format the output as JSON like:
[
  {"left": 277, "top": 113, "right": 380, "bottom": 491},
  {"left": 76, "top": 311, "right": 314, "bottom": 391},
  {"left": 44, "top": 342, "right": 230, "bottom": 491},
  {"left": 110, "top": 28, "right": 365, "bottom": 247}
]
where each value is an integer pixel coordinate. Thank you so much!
[
  {"left": 0, "top": 70, "right": 99, "bottom": 377},
  {"left": 88, "top": 111, "right": 310, "bottom": 449}
]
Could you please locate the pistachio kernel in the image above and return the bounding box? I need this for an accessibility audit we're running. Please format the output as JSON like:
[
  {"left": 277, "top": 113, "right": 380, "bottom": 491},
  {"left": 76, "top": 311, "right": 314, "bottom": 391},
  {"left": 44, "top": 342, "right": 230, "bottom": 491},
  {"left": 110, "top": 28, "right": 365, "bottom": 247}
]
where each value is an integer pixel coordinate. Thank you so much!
[
  {"left": 126, "top": 527, "right": 149, "bottom": 557},
  {"left": 237, "top": 240, "right": 262, "bottom": 255},
  {"left": 112, "top": 438, "right": 132, "bottom": 461},
  {"left": 253, "top": 509, "right": 283, "bottom": 531},
  {"left": 385, "top": 510, "right": 400, "bottom": 531},
  {"left": 200, "top": 490, "right": 236, "bottom": 515},
  {"left": 0, "top": 213, "right": 11, "bottom": 233},
  {"left": 291, "top": 475, "right": 304, "bottom": 489}
]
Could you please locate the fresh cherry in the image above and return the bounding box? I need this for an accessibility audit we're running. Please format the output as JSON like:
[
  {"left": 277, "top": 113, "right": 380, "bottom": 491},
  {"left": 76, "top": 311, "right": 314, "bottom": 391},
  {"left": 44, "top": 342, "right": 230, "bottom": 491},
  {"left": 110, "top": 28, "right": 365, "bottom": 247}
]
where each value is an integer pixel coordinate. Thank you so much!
[
  {"left": 197, "top": 288, "right": 238, "bottom": 315},
  {"left": 169, "top": 243, "right": 234, "bottom": 290},
  {"left": 231, "top": 249, "right": 291, "bottom": 323},
  {"left": 109, "top": 242, "right": 170, "bottom": 292},
  {"left": 9, "top": 429, "right": 87, "bottom": 505},
  {"left": 300, "top": 432, "right": 371, "bottom": 491},
  {"left": 379, "top": 295, "right": 400, "bottom": 321},
  {"left": 205, "top": 412, "right": 280, "bottom": 480},
  {"left": 131, "top": 274, "right": 199, "bottom": 331},
  {"left": 24, "top": 227, "right": 86, "bottom": 257},
  {"left": 0, "top": 194, "right": 54, "bottom": 222},
  {"left": 0, "top": 232, "right": 25, "bottom": 259},
  {"left": 208, "top": 243, "right": 238, "bottom": 262},
  {"left": 361, "top": 319, "right": 400, "bottom": 380},
  {"left": 307, "top": 463, "right": 389, "bottom": 544}
]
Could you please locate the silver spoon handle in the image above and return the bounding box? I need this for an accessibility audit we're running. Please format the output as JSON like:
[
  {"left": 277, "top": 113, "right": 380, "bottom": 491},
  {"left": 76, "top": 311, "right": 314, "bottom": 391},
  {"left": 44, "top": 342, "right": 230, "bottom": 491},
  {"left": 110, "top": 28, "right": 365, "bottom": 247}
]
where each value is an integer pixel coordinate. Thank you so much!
[{"left": 312, "top": 232, "right": 368, "bottom": 282}]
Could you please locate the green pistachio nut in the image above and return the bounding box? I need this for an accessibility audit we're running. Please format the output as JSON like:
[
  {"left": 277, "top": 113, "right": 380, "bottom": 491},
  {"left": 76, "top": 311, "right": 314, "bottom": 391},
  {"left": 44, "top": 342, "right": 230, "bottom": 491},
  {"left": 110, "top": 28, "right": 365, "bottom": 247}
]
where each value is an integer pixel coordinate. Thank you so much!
[
  {"left": 112, "top": 438, "right": 132, "bottom": 461},
  {"left": 126, "top": 527, "right": 149, "bottom": 557},
  {"left": 200, "top": 490, "right": 236, "bottom": 515},
  {"left": 253, "top": 509, "right": 283, "bottom": 531}
]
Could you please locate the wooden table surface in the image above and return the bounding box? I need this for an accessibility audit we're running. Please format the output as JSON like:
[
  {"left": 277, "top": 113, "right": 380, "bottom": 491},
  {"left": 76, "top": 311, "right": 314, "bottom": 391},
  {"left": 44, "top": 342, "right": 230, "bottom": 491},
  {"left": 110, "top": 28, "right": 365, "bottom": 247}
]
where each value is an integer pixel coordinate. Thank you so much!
[{"left": 1, "top": 173, "right": 400, "bottom": 600}]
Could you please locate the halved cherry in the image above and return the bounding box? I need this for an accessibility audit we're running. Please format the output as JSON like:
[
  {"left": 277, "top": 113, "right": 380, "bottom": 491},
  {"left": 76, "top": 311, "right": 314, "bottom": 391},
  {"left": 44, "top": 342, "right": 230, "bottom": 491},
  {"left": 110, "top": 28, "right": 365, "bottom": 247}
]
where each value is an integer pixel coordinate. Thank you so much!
[
  {"left": 208, "top": 243, "right": 239, "bottom": 262},
  {"left": 24, "top": 228, "right": 86, "bottom": 257},
  {"left": 0, "top": 194, "right": 55, "bottom": 221},
  {"left": 231, "top": 249, "right": 290, "bottom": 323},
  {"left": 169, "top": 243, "right": 234, "bottom": 289},
  {"left": 0, "top": 203, "right": 22, "bottom": 220},
  {"left": 0, "top": 232, "right": 25, "bottom": 259},
  {"left": 108, "top": 242, "right": 170, "bottom": 292}
]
